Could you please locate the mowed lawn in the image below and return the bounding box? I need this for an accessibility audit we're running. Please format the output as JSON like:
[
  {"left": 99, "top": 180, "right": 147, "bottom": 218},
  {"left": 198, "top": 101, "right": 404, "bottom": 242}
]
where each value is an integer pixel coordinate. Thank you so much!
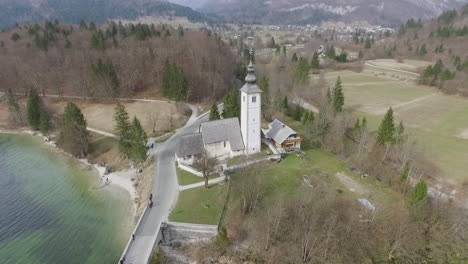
[
  {"left": 315, "top": 64, "right": 468, "bottom": 185},
  {"left": 169, "top": 185, "right": 227, "bottom": 225}
]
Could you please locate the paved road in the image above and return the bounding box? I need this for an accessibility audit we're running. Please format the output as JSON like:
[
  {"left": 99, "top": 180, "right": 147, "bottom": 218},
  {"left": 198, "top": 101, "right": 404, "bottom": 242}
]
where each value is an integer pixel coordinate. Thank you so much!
[{"left": 121, "top": 105, "right": 210, "bottom": 264}]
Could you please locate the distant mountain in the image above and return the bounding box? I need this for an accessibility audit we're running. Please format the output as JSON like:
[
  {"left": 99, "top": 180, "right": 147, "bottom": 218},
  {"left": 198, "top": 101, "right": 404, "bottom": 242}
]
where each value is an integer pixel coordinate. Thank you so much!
[
  {"left": 166, "top": 0, "right": 207, "bottom": 9},
  {"left": 199, "top": 0, "right": 467, "bottom": 26},
  {"left": 375, "top": 4, "right": 468, "bottom": 94},
  {"left": 0, "top": 0, "right": 212, "bottom": 27}
]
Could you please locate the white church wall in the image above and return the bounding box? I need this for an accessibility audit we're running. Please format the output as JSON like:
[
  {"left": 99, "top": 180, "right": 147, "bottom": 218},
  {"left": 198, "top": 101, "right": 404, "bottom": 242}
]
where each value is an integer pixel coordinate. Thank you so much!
[
  {"left": 241, "top": 92, "right": 261, "bottom": 154},
  {"left": 205, "top": 141, "right": 231, "bottom": 159}
]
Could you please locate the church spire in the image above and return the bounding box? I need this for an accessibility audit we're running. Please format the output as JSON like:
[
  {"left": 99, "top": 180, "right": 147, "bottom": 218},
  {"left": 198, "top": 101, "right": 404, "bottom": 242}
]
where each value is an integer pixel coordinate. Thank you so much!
[{"left": 245, "top": 49, "right": 256, "bottom": 84}]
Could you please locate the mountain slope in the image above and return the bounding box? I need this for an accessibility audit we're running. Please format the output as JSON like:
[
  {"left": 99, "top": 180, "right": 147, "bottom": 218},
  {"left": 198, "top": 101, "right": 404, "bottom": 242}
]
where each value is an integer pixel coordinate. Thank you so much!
[
  {"left": 372, "top": 4, "right": 468, "bottom": 94},
  {"left": 200, "top": 0, "right": 467, "bottom": 26},
  {"left": 0, "top": 0, "right": 211, "bottom": 27}
]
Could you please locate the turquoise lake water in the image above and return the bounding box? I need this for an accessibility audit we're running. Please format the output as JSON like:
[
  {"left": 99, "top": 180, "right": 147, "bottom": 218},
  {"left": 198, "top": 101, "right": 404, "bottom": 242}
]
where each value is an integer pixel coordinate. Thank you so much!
[{"left": 0, "top": 134, "right": 133, "bottom": 264}]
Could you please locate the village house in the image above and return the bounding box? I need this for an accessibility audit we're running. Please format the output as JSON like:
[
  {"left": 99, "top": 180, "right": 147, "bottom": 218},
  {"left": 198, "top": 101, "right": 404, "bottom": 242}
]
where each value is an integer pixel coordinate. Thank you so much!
[{"left": 263, "top": 119, "right": 302, "bottom": 152}]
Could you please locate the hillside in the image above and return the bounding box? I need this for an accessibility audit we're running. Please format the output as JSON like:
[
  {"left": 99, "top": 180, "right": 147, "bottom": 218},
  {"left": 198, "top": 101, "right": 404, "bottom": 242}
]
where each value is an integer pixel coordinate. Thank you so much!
[
  {"left": 0, "top": 21, "right": 238, "bottom": 101},
  {"left": 0, "top": 0, "right": 213, "bottom": 27},
  {"left": 369, "top": 4, "right": 468, "bottom": 95},
  {"left": 201, "top": 0, "right": 466, "bottom": 26}
]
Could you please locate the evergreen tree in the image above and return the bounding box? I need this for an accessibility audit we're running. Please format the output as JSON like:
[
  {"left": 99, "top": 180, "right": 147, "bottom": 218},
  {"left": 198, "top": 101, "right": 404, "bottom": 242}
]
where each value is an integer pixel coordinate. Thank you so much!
[
  {"left": 178, "top": 25, "right": 184, "bottom": 37},
  {"left": 39, "top": 110, "right": 51, "bottom": 135},
  {"left": 376, "top": 108, "right": 396, "bottom": 146},
  {"left": 332, "top": 77, "right": 344, "bottom": 112},
  {"left": 365, "top": 38, "right": 372, "bottom": 49},
  {"left": 291, "top": 53, "right": 298, "bottom": 62},
  {"left": 396, "top": 121, "right": 405, "bottom": 144},
  {"left": 400, "top": 165, "right": 410, "bottom": 182},
  {"left": 162, "top": 61, "right": 188, "bottom": 101},
  {"left": 222, "top": 83, "right": 240, "bottom": 118},
  {"left": 6, "top": 88, "right": 23, "bottom": 125},
  {"left": 58, "top": 103, "right": 89, "bottom": 158},
  {"left": 325, "top": 45, "right": 336, "bottom": 58},
  {"left": 27, "top": 89, "right": 42, "bottom": 130},
  {"left": 310, "top": 52, "right": 320, "bottom": 69},
  {"left": 268, "top": 37, "right": 276, "bottom": 48},
  {"left": 282, "top": 96, "right": 289, "bottom": 110},
  {"left": 294, "top": 57, "right": 310, "bottom": 83},
  {"left": 129, "top": 117, "right": 148, "bottom": 164},
  {"left": 258, "top": 76, "right": 270, "bottom": 109},
  {"left": 294, "top": 105, "right": 303, "bottom": 121},
  {"left": 410, "top": 180, "right": 428, "bottom": 205},
  {"left": 209, "top": 103, "right": 221, "bottom": 120},
  {"left": 113, "top": 103, "right": 132, "bottom": 157}
]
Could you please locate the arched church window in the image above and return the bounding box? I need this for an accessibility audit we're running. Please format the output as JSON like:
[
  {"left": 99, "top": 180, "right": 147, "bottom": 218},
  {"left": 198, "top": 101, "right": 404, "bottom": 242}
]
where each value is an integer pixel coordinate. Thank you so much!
[{"left": 252, "top": 96, "right": 256, "bottom": 103}]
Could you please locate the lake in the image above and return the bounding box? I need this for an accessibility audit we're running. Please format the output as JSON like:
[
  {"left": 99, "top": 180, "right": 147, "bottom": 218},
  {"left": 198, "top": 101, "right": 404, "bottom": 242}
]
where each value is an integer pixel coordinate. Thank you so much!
[{"left": 0, "top": 134, "right": 133, "bottom": 264}]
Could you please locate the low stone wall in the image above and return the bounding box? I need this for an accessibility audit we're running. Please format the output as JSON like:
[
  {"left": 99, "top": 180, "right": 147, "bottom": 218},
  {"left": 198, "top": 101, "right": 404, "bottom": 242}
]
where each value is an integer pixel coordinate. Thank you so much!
[
  {"left": 161, "top": 222, "right": 218, "bottom": 244},
  {"left": 178, "top": 163, "right": 203, "bottom": 177}
]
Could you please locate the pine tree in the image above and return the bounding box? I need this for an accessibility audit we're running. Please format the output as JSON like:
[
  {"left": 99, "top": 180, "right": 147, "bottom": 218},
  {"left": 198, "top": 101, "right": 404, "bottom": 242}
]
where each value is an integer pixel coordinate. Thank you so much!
[
  {"left": 39, "top": 110, "right": 51, "bottom": 135},
  {"left": 396, "top": 121, "right": 405, "bottom": 144},
  {"left": 376, "top": 108, "right": 396, "bottom": 146},
  {"left": 222, "top": 83, "right": 240, "bottom": 118},
  {"left": 27, "top": 89, "right": 42, "bottom": 130},
  {"left": 400, "top": 165, "right": 410, "bottom": 182},
  {"left": 259, "top": 76, "right": 270, "bottom": 109},
  {"left": 6, "top": 88, "right": 23, "bottom": 125},
  {"left": 291, "top": 53, "right": 298, "bottom": 62},
  {"left": 282, "top": 96, "right": 289, "bottom": 110},
  {"left": 294, "top": 105, "right": 303, "bottom": 121},
  {"left": 332, "top": 77, "right": 344, "bottom": 112},
  {"left": 365, "top": 38, "right": 372, "bottom": 49},
  {"left": 58, "top": 103, "right": 89, "bottom": 158},
  {"left": 209, "top": 103, "right": 221, "bottom": 120},
  {"left": 113, "top": 103, "right": 132, "bottom": 157},
  {"left": 354, "top": 118, "right": 361, "bottom": 132},
  {"left": 302, "top": 111, "right": 310, "bottom": 125},
  {"left": 129, "top": 117, "right": 148, "bottom": 164},
  {"left": 410, "top": 180, "right": 428, "bottom": 205},
  {"left": 310, "top": 52, "right": 320, "bottom": 69}
]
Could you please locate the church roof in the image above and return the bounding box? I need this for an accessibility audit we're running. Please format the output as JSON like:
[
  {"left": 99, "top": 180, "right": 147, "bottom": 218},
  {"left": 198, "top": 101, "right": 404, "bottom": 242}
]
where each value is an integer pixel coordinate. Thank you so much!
[
  {"left": 200, "top": 118, "right": 245, "bottom": 151},
  {"left": 266, "top": 119, "right": 299, "bottom": 144},
  {"left": 240, "top": 83, "right": 262, "bottom": 94},
  {"left": 240, "top": 60, "right": 262, "bottom": 94},
  {"left": 176, "top": 133, "right": 205, "bottom": 157}
]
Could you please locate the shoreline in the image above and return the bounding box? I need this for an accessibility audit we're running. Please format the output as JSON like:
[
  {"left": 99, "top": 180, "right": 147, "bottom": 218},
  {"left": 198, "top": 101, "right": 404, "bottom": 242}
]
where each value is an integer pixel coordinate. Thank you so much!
[{"left": 0, "top": 128, "right": 139, "bottom": 215}]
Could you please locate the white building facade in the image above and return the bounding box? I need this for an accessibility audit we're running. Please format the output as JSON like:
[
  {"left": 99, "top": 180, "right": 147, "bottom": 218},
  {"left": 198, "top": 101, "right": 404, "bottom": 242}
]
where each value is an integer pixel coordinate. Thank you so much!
[{"left": 240, "top": 61, "right": 262, "bottom": 155}]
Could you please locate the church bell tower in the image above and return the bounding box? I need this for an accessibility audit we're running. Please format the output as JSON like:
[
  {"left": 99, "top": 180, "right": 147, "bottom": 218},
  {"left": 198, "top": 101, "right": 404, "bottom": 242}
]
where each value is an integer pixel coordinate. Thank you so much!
[{"left": 240, "top": 54, "right": 262, "bottom": 155}]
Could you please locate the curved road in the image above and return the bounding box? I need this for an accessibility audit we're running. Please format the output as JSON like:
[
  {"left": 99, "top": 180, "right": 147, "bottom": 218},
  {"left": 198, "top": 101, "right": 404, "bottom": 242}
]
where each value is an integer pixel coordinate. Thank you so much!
[{"left": 121, "top": 105, "right": 211, "bottom": 264}]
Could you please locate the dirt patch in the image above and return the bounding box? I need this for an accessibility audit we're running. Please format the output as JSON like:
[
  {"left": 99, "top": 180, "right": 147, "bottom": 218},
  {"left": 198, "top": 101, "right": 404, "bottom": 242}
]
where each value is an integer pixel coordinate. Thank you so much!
[{"left": 335, "top": 172, "right": 368, "bottom": 196}]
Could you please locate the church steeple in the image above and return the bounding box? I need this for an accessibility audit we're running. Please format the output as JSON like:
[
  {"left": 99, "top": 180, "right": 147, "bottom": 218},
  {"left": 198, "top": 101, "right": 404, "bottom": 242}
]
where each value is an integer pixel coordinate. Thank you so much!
[
  {"left": 245, "top": 60, "right": 256, "bottom": 84},
  {"left": 240, "top": 50, "right": 262, "bottom": 94},
  {"left": 240, "top": 49, "right": 262, "bottom": 155}
]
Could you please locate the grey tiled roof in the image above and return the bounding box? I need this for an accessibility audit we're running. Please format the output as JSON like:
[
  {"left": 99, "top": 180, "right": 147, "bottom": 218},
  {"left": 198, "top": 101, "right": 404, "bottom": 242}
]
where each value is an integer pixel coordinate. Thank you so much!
[
  {"left": 200, "top": 118, "right": 245, "bottom": 151},
  {"left": 266, "top": 119, "right": 298, "bottom": 144},
  {"left": 240, "top": 83, "right": 262, "bottom": 94},
  {"left": 176, "top": 133, "right": 205, "bottom": 157}
]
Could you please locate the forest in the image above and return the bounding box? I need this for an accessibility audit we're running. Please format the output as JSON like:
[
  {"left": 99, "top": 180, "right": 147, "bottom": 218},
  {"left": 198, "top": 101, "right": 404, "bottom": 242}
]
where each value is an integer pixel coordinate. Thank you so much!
[{"left": 0, "top": 21, "right": 239, "bottom": 102}]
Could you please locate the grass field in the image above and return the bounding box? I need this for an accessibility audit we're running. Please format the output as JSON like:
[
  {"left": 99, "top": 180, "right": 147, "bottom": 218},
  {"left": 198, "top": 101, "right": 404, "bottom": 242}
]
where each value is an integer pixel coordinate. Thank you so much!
[
  {"left": 169, "top": 185, "right": 227, "bottom": 225},
  {"left": 315, "top": 60, "right": 468, "bottom": 186},
  {"left": 176, "top": 167, "right": 203, "bottom": 186}
]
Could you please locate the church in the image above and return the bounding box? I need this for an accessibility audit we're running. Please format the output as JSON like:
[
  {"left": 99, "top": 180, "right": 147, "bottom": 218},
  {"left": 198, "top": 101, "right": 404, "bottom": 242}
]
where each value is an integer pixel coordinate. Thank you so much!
[{"left": 176, "top": 60, "right": 262, "bottom": 165}]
